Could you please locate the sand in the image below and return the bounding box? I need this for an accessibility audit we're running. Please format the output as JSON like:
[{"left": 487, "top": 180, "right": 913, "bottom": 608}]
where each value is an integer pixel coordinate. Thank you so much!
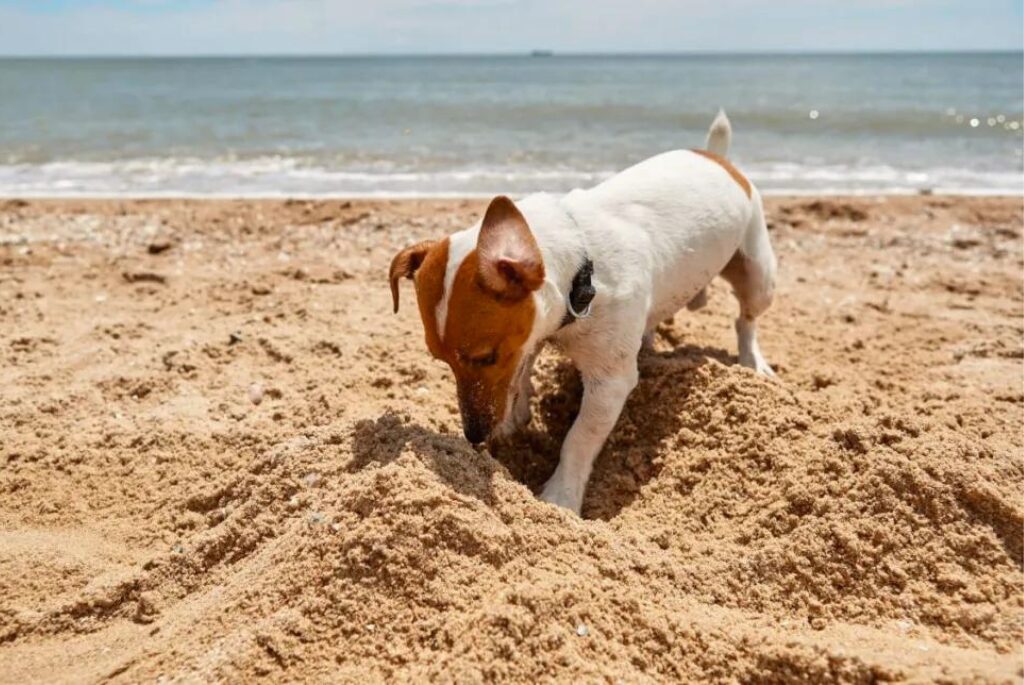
[{"left": 0, "top": 195, "right": 1021, "bottom": 684}]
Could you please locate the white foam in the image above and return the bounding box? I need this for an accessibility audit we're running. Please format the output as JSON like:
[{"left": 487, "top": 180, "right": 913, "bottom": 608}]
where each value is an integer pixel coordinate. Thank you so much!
[{"left": 0, "top": 157, "right": 1019, "bottom": 198}]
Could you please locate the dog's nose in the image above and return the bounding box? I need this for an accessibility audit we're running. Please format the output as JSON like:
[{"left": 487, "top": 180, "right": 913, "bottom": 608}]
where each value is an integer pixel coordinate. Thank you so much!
[
  {"left": 461, "top": 412, "right": 491, "bottom": 444},
  {"left": 463, "top": 420, "right": 487, "bottom": 445}
]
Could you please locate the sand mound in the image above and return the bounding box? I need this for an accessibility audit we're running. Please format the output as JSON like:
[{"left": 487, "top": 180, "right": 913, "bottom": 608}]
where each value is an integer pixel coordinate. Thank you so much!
[{"left": 0, "top": 197, "right": 1021, "bottom": 683}]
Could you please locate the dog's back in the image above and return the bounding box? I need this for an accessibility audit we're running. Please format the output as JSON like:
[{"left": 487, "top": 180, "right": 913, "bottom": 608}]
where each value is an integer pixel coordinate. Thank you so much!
[{"left": 563, "top": 114, "right": 765, "bottom": 332}]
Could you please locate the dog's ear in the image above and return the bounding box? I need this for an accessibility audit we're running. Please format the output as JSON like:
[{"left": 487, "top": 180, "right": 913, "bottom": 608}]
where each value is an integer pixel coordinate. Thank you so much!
[
  {"left": 477, "top": 196, "right": 545, "bottom": 300},
  {"left": 389, "top": 240, "right": 436, "bottom": 313}
]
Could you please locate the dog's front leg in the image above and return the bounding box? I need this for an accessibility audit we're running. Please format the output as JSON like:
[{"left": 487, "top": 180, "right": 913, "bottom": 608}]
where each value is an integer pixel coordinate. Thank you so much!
[
  {"left": 539, "top": 366, "right": 638, "bottom": 515},
  {"left": 510, "top": 350, "right": 538, "bottom": 432}
]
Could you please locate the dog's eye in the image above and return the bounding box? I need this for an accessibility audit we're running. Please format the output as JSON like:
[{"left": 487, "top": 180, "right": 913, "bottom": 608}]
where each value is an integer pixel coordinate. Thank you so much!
[{"left": 464, "top": 350, "right": 498, "bottom": 367}]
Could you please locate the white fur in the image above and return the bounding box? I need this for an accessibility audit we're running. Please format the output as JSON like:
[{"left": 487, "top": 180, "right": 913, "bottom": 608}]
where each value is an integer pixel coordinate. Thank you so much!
[
  {"left": 439, "top": 111, "right": 777, "bottom": 514},
  {"left": 705, "top": 108, "right": 731, "bottom": 156}
]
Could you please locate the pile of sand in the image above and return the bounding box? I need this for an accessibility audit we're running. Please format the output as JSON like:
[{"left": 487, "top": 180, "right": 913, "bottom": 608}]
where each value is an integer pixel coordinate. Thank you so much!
[{"left": 0, "top": 197, "right": 1021, "bottom": 683}]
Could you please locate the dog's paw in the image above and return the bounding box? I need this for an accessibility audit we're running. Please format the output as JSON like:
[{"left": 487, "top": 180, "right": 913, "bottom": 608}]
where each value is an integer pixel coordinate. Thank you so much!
[
  {"left": 739, "top": 349, "right": 776, "bottom": 378},
  {"left": 510, "top": 393, "right": 532, "bottom": 432},
  {"left": 491, "top": 398, "right": 531, "bottom": 441},
  {"left": 538, "top": 479, "right": 583, "bottom": 516}
]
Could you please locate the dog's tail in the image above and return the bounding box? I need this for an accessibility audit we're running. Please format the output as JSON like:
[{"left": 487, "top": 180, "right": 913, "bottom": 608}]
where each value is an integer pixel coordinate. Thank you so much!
[{"left": 705, "top": 109, "right": 732, "bottom": 157}]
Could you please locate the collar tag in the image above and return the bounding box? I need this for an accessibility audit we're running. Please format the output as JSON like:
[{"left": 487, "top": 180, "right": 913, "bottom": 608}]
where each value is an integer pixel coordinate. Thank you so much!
[
  {"left": 567, "top": 295, "right": 593, "bottom": 319},
  {"left": 566, "top": 257, "right": 595, "bottom": 321}
]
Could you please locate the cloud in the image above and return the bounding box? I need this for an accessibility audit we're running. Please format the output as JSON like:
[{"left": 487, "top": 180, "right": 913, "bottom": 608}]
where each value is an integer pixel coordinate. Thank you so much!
[{"left": 0, "top": 0, "right": 1020, "bottom": 55}]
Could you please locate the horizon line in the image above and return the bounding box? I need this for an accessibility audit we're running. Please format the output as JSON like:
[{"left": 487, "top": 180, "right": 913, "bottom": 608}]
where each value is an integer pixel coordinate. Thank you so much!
[{"left": 1, "top": 48, "right": 1021, "bottom": 59}]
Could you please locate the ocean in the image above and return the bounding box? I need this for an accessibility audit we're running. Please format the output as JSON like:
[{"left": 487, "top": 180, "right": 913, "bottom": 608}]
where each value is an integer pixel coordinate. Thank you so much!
[{"left": 0, "top": 53, "right": 1021, "bottom": 197}]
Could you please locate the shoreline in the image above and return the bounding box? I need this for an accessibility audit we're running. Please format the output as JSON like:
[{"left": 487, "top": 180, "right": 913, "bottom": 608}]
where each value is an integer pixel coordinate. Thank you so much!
[{"left": 1, "top": 189, "right": 1022, "bottom": 200}]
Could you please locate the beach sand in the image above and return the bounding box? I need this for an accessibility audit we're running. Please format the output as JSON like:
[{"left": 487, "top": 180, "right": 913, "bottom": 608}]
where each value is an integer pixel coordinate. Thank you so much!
[{"left": 0, "top": 195, "right": 1021, "bottom": 683}]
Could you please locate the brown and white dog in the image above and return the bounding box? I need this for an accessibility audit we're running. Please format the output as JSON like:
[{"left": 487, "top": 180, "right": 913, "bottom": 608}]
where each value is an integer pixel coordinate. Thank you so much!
[{"left": 389, "top": 111, "right": 776, "bottom": 515}]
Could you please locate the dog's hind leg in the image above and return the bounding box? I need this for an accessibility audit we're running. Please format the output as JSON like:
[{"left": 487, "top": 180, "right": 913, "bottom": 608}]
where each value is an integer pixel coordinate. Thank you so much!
[{"left": 720, "top": 192, "right": 776, "bottom": 377}]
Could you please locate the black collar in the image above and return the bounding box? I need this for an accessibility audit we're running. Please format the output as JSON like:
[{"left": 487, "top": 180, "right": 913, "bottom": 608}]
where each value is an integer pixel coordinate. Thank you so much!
[{"left": 559, "top": 257, "right": 596, "bottom": 329}]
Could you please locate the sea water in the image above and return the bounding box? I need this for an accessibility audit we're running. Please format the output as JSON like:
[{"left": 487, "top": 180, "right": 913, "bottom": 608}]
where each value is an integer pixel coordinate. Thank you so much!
[{"left": 0, "top": 53, "right": 1020, "bottom": 196}]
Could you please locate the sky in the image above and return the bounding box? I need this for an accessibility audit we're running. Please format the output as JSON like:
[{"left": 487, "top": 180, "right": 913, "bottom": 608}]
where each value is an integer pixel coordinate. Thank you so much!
[{"left": 0, "top": 0, "right": 1021, "bottom": 56}]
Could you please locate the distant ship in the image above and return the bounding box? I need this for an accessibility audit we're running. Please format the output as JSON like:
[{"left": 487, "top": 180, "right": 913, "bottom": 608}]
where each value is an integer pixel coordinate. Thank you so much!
[{"left": 530, "top": 50, "right": 554, "bottom": 57}]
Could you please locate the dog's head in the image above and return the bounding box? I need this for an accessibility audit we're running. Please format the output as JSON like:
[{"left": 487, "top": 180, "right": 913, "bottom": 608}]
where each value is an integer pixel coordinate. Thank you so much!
[{"left": 389, "top": 196, "right": 545, "bottom": 444}]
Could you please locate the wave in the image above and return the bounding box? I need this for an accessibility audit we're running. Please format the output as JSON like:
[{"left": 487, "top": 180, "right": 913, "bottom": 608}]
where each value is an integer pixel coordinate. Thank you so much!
[{"left": 0, "top": 157, "right": 1020, "bottom": 197}]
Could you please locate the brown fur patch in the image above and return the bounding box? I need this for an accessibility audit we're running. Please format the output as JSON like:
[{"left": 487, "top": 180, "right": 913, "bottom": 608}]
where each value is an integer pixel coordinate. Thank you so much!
[
  {"left": 692, "top": 149, "right": 752, "bottom": 198},
  {"left": 405, "top": 196, "right": 544, "bottom": 438},
  {"left": 390, "top": 240, "right": 437, "bottom": 313},
  {"left": 411, "top": 238, "right": 449, "bottom": 358},
  {"left": 440, "top": 250, "right": 536, "bottom": 433}
]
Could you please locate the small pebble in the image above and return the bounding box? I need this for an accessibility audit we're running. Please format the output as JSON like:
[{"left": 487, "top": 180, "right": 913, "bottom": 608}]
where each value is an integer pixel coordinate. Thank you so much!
[
  {"left": 148, "top": 239, "right": 173, "bottom": 255},
  {"left": 308, "top": 512, "right": 326, "bottom": 525},
  {"left": 576, "top": 623, "right": 589, "bottom": 637},
  {"left": 249, "top": 383, "right": 264, "bottom": 405}
]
